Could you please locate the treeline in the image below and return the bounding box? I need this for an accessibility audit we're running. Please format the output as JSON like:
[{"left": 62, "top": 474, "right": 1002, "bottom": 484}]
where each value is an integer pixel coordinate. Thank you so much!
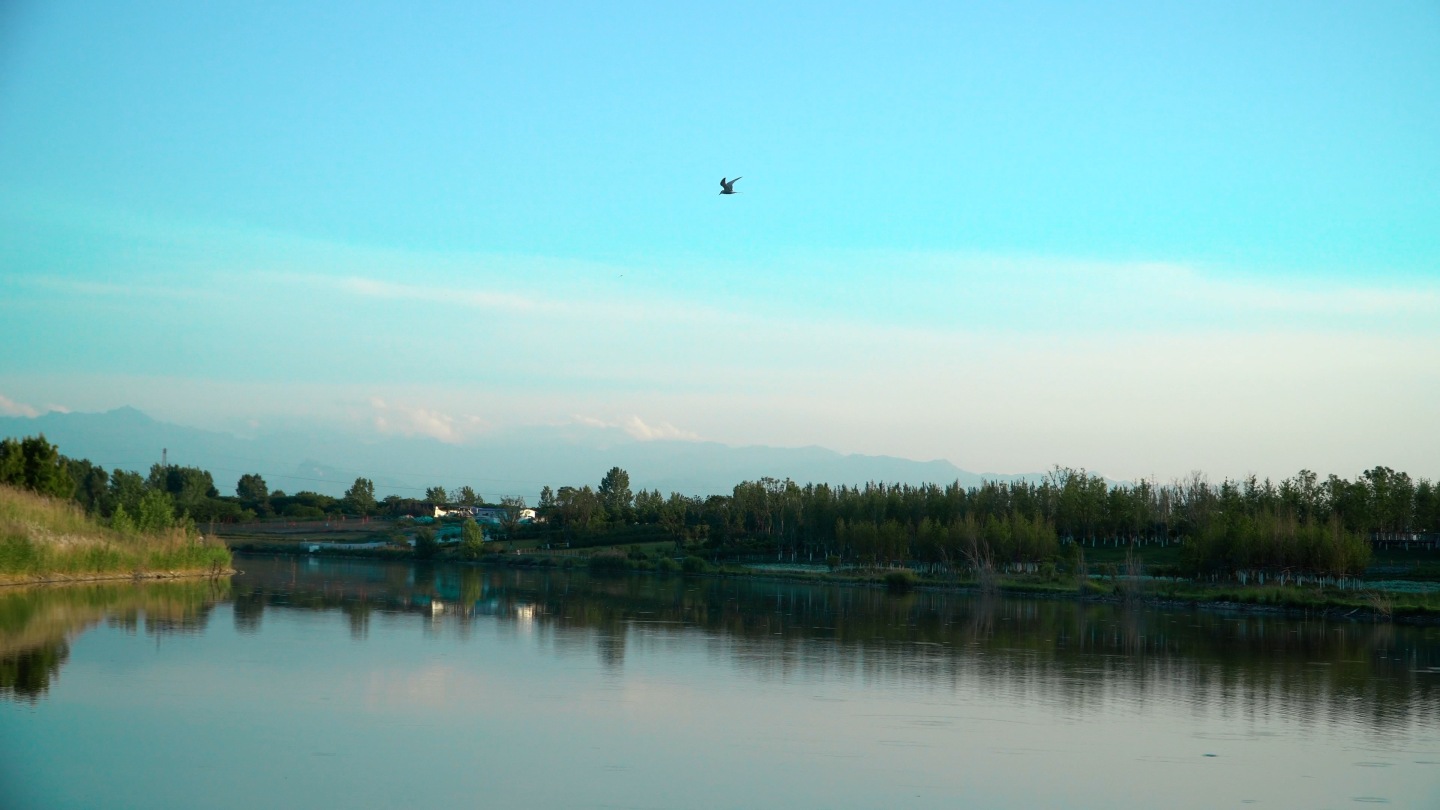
[
  {"left": 7, "top": 432, "right": 1436, "bottom": 579},
  {"left": 238, "top": 476, "right": 510, "bottom": 521},
  {"left": 2, "top": 435, "right": 206, "bottom": 535},
  {"left": 537, "top": 466, "right": 1440, "bottom": 578},
  {"left": 0, "top": 435, "right": 502, "bottom": 525}
]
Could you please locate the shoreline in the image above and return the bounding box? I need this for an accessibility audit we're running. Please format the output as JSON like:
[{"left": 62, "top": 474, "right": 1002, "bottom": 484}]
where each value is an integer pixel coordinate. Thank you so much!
[
  {"left": 228, "top": 547, "right": 1440, "bottom": 625},
  {"left": 0, "top": 567, "right": 238, "bottom": 589}
]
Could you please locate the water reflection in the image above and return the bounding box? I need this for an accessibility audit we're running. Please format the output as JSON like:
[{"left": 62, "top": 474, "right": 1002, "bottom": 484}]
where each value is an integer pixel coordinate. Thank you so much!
[
  {"left": 0, "top": 644, "right": 68, "bottom": 703},
  {"left": 3, "top": 554, "right": 1438, "bottom": 743},
  {"left": 4, "top": 556, "right": 1436, "bottom": 810},
  {"left": 0, "top": 578, "right": 229, "bottom": 702},
  {"left": 213, "top": 555, "right": 1440, "bottom": 738}
]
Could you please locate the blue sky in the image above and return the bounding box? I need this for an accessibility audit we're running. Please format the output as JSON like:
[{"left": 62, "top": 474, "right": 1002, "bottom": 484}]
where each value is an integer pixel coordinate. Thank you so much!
[{"left": 2, "top": 1, "right": 1438, "bottom": 481}]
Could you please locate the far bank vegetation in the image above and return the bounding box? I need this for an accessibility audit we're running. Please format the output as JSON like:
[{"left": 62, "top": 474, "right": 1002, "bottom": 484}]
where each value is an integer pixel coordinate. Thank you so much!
[
  {"left": 530, "top": 466, "right": 1422, "bottom": 584},
  {"left": 6, "top": 430, "right": 1439, "bottom": 591}
]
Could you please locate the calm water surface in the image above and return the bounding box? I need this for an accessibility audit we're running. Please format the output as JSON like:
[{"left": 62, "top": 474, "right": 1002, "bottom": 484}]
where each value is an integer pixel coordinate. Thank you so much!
[{"left": 2, "top": 555, "right": 1438, "bottom": 809}]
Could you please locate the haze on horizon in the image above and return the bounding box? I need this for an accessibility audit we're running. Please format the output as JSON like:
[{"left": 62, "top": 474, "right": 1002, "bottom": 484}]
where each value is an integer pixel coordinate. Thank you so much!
[{"left": 2, "top": 1, "right": 1438, "bottom": 485}]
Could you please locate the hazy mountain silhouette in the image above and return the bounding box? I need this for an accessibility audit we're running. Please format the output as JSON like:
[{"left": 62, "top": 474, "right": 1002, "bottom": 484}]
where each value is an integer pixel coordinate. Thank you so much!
[{"left": 1, "top": 407, "right": 1053, "bottom": 500}]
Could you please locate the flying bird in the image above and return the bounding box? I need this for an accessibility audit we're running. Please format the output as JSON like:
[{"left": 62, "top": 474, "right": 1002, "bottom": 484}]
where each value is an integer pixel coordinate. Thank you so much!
[{"left": 719, "top": 176, "right": 742, "bottom": 195}]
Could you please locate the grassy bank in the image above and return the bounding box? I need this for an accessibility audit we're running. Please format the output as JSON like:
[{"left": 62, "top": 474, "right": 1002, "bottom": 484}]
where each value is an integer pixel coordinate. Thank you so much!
[{"left": 0, "top": 485, "right": 232, "bottom": 585}]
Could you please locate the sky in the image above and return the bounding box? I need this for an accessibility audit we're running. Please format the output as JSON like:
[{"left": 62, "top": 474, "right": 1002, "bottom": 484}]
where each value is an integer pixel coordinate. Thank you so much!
[{"left": 1, "top": 0, "right": 1438, "bottom": 483}]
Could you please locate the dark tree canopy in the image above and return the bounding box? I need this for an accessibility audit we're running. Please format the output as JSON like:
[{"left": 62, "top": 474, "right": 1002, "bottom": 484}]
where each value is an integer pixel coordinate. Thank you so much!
[
  {"left": 0, "top": 435, "right": 75, "bottom": 500},
  {"left": 236, "top": 473, "right": 269, "bottom": 503},
  {"left": 107, "top": 470, "right": 145, "bottom": 518},
  {"left": 65, "top": 457, "right": 109, "bottom": 513},
  {"left": 147, "top": 464, "right": 218, "bottom": 518},
  {"left": 598, "top": 467, "right": 632, "bottom": 518},
  {"left": 343, "top": 477, "right": 377, "bottom": 515}
]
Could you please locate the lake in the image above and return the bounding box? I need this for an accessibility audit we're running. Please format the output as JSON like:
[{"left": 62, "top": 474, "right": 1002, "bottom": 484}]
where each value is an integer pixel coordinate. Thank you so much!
[{"left": 3, "top": 555, "right": 1438, "bottom": 809}]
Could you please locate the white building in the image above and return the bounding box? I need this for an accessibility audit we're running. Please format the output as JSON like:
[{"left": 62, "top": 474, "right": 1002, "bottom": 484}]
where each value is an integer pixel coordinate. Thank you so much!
[{"left": 432, "top": 504, "right": 537, "bottom": 523}]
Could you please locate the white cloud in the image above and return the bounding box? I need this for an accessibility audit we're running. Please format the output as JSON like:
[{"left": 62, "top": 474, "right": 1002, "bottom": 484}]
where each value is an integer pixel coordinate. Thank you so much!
[
  {"left": 0, "top": 394, "right": 40, "bottom": 418},
  {"left": 569, "top": 415, "right": 612, "bottom": 429},
  {"left": 338, "top": 277, "right": 551, "bottom": 315},
  {"left": 8, "top": 275, "right": 220, "bottom": 302},
  {"left": 367, "top": 397, "right": 488, "bottom": 444},
  {"left": 339, "top": 255, "right": 1429, "bottom": 338},
  {"left": 621, "top": 416, "right": 701, "bottom": 442},
  {"left": 565, "top": 414, "right": 702, "bottom": 442}
]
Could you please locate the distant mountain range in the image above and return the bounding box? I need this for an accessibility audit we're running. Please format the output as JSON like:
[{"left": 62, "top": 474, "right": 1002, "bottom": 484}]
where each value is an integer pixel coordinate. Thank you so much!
[{"left": 1, "top": 406, "right": 1055, "bottom": 501}]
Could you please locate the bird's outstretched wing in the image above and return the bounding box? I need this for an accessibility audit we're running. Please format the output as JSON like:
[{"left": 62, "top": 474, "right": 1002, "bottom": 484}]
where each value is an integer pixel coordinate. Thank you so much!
[
  {"left": 731, "top": 177, "right": 741, "bottom": 184},
  {"left": 720, "top": 177, "right": 728, "bottom": 188}
]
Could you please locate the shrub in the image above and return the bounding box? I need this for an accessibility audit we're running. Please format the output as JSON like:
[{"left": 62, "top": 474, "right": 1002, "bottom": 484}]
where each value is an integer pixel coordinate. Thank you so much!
[
  {"left": 414, "top": 527, "right": 439, "bottom": 559},
  {"left": 884, "top": 569, "right": 917, "bottom": 592},
  {"left": 281, "top": 504, "right": 326, "bottom": 520},
  {"left": 657, "top": 557, "right": 682, "bottom": 573},
  {"left": 110, "top": 504, "right": 137, "bottom": 535},
  {"left": 458, "top": 518, "right": 485, "bottom": 560},
  {"left": 682, "top": 556, "right": 710, "bottom": 574}
]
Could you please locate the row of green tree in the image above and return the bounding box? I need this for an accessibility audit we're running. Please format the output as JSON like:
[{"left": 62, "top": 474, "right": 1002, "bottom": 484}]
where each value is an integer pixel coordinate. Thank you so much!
[
  {"left": 238, "top": 476, "right": 515, "bottom": 521},
  {"left": 1, "top": 435, "right": 521, "bottom": 525},
  {"left": 546, "top": 465, "right": 1436, "bottom": 537},
  {"left": 531, "top": 466, "right": 1427, "bottom": 577}
]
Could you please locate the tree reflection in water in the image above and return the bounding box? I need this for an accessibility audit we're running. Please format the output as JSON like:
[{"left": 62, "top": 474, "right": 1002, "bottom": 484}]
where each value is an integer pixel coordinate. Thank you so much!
[
  {"left": 4, "top": 555, "right": 1438, "bottom": 741},
  {"left": 0, "top": 579, "right": 228, "bottom": 702},
  {"left": 215, "top": 555, "right": 1440, "bottom": 738}
]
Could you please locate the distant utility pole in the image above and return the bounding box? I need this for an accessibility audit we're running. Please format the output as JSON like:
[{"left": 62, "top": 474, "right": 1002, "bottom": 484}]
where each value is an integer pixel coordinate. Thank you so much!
[{"left": 162, "top": 447, "right": 167, "bottom": 467}]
